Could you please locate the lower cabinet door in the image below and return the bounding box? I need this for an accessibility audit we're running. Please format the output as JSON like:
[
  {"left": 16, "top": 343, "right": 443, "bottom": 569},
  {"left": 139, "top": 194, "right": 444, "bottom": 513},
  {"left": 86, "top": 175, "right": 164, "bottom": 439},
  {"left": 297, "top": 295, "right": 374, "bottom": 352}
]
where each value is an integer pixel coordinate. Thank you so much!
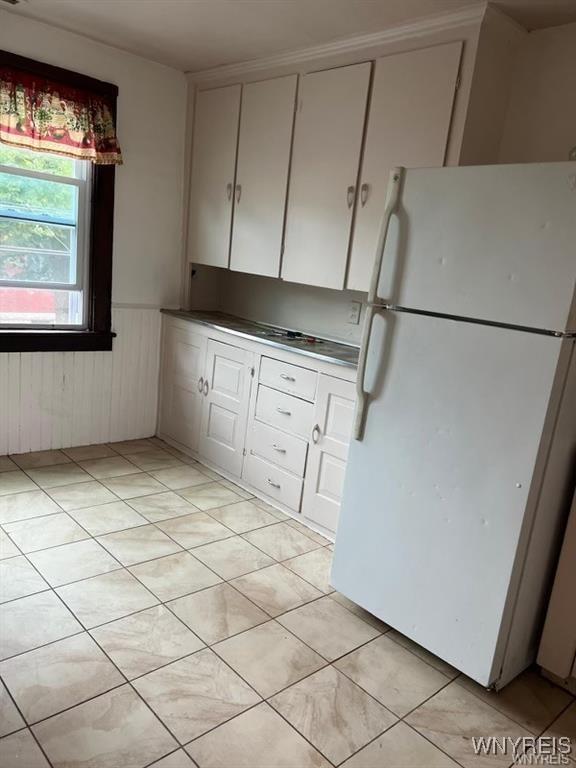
[
  {"left": 301, "top": 375, "right": 356, "bottom": 535},
  {"left": 199, "top": 339, "right": 254, "bottom": 477},
  {"left": 159, "top": 321, "right": 207, "bottom": 451}
]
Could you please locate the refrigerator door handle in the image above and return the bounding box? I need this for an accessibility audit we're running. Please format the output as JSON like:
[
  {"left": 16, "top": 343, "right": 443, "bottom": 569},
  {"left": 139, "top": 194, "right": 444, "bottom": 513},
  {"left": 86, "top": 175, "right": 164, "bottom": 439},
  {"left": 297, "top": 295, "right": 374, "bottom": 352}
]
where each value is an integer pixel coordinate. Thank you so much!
[{"left": 354, "top": 168, "right": 403, "bottom": 441}]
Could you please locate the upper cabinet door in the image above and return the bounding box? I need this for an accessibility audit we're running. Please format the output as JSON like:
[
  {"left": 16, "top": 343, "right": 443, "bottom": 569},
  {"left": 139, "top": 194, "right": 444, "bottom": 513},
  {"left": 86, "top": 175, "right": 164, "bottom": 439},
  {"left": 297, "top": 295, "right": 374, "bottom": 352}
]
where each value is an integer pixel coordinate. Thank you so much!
[
  {"left": 281, "top": 63, "right": 371, "bottom": 290},
  {"left": 347, "top": 42, "right": 462, "bottom": 292},
  {"left": 187, "top": 85, "right": 241, "bottom": 268},
  {"left": 230, "top": 75, "right": 297, "bottom": 277}
]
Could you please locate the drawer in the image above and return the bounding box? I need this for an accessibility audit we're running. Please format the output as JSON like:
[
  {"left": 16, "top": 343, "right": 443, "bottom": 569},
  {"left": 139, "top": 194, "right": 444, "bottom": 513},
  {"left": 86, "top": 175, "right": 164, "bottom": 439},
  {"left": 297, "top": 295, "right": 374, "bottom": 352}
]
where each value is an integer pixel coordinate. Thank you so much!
[
  {"left": 249, "top": 421, "right": 308, "bottom": 477},
  {"left": 256, "top": 385, "right": 313, "bottom": 439},
  {"left": 260, "top": 357, "right": 317, "bottom": 401},
  {"left": 243, "top": 453, "right": 303, "bottom": 511}
]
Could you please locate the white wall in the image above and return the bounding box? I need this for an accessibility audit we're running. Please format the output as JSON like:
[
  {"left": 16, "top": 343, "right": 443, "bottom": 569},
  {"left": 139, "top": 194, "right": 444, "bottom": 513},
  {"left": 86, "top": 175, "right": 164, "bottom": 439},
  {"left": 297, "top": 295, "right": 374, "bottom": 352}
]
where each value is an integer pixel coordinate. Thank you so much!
[
  {"left": 0, "top": 11, "right": 187, "bottom": 452},
  {"left": 499, "top": 22, "right": 576, "bottom": 163}
]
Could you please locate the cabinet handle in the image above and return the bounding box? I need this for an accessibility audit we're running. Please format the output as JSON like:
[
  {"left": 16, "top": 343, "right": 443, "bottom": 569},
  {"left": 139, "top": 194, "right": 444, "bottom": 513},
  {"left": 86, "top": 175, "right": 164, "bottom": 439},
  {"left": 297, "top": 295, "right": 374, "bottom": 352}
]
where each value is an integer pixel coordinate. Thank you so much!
[
  {"left": 347, "top": 185, "right": 355, "bottom": 209},
  {"left": 226, "top": 182, "right": 232, "bottom": 201},
  {"left": 235, "top": 183, "right": 242, "bottom": 203},
  {"left": 267, "top": 478, "right": 281, "bottom": 489},
  {"left": 312, "top": 424, "right": 321, "bottom": 444},
  {"left": 272, "top": 444, "right": 286, "bottom": 454},
  {"left": 360, "top": 182, "right": 370, "bottom": 207},
  {"left": 203, "top": 380, "right": 209, "bottom": 396},
  {"left": 279, "top": 373, "right": 295, "bottom": 382},
  {"left": 197, "top": 376, "right": 204, "bottom": 393},
  {"left": 276, "top": 407, "right": 291, "bottom": 416}
]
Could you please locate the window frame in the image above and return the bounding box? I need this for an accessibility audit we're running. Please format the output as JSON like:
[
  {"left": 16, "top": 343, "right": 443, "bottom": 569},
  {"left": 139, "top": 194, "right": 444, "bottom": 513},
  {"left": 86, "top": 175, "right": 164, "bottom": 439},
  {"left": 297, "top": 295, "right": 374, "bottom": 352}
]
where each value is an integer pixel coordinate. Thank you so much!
[{"left": 0, "top": 49, "right": 117, "bottom": 352}]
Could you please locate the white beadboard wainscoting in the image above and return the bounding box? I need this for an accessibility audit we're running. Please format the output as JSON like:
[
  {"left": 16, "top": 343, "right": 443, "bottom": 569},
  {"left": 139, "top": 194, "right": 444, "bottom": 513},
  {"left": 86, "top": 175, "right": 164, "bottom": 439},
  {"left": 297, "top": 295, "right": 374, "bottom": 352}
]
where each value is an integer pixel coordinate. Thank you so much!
[{"left": 0, "top": 307, "right": 162, "bottom": 455}]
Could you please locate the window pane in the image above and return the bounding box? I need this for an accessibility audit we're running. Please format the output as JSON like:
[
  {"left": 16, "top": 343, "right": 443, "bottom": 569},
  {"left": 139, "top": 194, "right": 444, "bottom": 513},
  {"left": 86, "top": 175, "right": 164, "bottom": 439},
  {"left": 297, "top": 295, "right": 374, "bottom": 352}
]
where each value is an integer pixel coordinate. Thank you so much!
[
  {"left": 0, "top": 145, "right": 76, "bottom": 178},
  {"left": 0, "top": 219, "right": 75, "bottom": 285},
  {"left": 0, "top": 287, "right": 83, "bottom": 326},
  {"left": 0, "top": 172, "right": 77, "bottom": 225}
]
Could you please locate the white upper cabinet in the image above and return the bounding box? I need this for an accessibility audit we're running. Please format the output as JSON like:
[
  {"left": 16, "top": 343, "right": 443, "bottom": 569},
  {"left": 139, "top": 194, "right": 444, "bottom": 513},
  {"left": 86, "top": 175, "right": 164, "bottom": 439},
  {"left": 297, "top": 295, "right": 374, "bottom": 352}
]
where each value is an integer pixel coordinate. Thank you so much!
[
  {"left": 347, "top": 42, "right": 462, "bottom": 292},
  {"left": 281, "top": 63, "right": 371, "bottom": 290},
  {"left": 188, "top": 85, "right": 241, "bottom": 268},
  {"left": 230, "top": 75, "right": 297, "bottom": 277}
]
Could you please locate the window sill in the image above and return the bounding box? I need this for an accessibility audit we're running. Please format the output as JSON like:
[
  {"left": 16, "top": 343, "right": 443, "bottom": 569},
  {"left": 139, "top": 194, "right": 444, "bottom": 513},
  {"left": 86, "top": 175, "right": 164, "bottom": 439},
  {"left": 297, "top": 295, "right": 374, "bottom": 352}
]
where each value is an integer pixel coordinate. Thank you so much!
[{"left": 0, "top": 330, "right": 116, "bottom": 353}]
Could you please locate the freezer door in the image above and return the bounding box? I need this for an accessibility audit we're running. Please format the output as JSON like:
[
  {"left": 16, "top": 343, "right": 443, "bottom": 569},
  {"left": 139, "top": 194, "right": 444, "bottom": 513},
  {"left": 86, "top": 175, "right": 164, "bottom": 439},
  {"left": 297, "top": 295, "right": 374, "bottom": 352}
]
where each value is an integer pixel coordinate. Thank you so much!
[
  {"left": 331, "top": 311, "right": 563, "bottom": 685},
  {"left": 378, "top": 163, "right": 576, "bottom": 332}
]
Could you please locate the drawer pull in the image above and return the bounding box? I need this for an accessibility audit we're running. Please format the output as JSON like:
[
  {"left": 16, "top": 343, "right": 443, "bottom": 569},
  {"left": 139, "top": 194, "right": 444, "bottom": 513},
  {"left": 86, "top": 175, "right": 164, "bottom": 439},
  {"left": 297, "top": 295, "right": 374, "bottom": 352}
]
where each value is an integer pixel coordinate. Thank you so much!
[
  {"left": 280, "top": 373, "right": 296, "bottom": 382},
  {"left": 203, "top": 380, "right": 209, "bottom": 396},
  {"left": 197, "top": 376, "right": 204, "bottom": 393},
  {"left": 272, "top": 444, "right": 286, "bottom": 453},
  {"left": 276, "top": 407, "right": 292, "bottom": 416},
  {"left": 312, "top": 424, "right": 321, "bottom": 444},
  {"left": 267, "top": 478, "right": 281, "bottom": 489}
]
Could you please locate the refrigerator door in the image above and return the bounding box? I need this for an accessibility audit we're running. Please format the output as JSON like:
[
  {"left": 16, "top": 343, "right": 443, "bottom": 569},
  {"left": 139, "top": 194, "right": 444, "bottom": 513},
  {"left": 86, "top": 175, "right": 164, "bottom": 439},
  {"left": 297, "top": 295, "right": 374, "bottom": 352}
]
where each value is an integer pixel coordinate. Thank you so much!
[
  {"left": 331, "top": 310, "right": 563, "bottom": 685},
  {"left": 378, "top": 163, "right": 576, "bottom": 332}
]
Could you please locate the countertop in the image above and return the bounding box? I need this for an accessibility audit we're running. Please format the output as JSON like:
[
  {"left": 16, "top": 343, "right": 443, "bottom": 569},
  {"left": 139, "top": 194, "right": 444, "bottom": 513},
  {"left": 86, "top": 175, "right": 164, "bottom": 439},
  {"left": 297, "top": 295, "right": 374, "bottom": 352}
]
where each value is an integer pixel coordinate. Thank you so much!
[{"left": 161, "top": 309, "right": 359, "bottom": 368}]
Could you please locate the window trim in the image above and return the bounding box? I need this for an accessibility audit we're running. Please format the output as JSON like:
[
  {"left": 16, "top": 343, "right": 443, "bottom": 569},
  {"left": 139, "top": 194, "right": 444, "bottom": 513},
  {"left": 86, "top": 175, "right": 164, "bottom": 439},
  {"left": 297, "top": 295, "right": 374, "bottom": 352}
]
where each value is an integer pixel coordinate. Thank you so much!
[{"left": 0, "top": 49, "right": 118, "bottom": 352}]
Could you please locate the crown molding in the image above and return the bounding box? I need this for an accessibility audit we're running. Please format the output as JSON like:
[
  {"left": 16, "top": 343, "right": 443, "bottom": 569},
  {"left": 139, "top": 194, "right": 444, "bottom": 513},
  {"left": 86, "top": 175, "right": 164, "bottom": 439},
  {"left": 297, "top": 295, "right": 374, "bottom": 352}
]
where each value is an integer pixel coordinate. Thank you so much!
[{"left": 187, "top": 3, "right": 487, "bottom": 84}]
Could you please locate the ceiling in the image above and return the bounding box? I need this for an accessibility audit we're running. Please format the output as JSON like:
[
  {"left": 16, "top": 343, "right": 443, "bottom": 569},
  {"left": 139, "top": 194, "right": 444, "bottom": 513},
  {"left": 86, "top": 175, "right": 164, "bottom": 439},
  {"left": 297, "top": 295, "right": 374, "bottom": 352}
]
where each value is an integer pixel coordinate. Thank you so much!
[{"left": 4, "top": 0, "right": 576, "bottom": 72}]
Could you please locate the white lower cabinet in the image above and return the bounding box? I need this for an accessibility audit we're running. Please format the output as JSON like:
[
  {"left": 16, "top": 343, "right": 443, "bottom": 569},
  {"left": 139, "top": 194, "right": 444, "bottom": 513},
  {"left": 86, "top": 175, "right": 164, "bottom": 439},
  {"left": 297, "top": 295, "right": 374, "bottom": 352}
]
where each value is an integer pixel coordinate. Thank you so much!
[
  {"left": 199, "top": 339, "right": 254, "bottom": 478},
  {"left": 301, "top": 375, "right": 356, "bottom": 534}
]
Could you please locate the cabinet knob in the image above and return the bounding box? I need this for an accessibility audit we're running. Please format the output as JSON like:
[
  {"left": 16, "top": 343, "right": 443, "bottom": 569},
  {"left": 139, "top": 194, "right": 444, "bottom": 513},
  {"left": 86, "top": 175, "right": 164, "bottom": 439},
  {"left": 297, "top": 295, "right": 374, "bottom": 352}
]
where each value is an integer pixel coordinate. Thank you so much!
[
  {"left": 347, "top": 185, "right": 356, "bottom": 209},
  {"left": 203, "top": 380, "right": 209, "bottom": 396},
  {"left": 197, "top": 376, "right": 204, "bottom": 393},
  {"left": 360, "top": 182, "right": 370, "bottom": 207},
  {"left": 226, "top": 182, "right": 232, "bottom": 201},
  {"left": 312, "top": 424, "right": 321, "bottom": 444},
  {"left": 235, "top": 183, "right": 242, "bottom": 203}
]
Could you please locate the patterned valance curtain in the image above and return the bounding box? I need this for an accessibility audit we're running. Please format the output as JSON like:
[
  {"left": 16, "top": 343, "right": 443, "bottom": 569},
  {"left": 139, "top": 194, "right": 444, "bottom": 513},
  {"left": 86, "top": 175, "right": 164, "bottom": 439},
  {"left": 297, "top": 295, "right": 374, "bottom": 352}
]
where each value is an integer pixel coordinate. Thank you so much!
[{"left": 0, "top": 66, "right": 122, "bottom": 165}]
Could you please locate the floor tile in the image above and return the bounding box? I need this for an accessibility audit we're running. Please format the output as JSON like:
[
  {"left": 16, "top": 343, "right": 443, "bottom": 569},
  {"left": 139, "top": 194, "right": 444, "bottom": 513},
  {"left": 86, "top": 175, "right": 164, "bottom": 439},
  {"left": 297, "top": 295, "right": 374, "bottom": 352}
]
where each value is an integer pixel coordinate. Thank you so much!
[
  {"left": 284, "top": 547, "right": 334, "bottom": 593},
  {"left": 32, "top": 685, "right": 177, "bottom": 768},
  {"left": 217, "top": 478, "right": 255, "bottom": 499},
  {"left": 0, "top": 456, "right": 17, "bottom": 473},
  {"left": 133, "top": 649, "right": 260, "bottom": 743},
  {"left": 192, "top": 466, "right": 225, "bottom": 481},
  {"left": 271, "top": 665, "right": 397, "bottom": 765},
  {"left": 277, "top": 595, "right": 381, "bottom": 661},
  {"left": 335, "top": 634, "right": 450, "bottom": 717},
  {"left": 154, "top": 750, "right": 196, "bottom": 768},
  {"left": 0, "top": 471, "right": 37, "bottom": 497},
  {"left": 0, "top": 679, "right": 25, "bottom": 737},
  {"left": 123, "top": 450, "right": 183, "bottom": 472},
  {"left": 187, "top": 701, "right": 331, "bottom": 768},
  {"left": 342, "top": 720, "right": 459, "bottom": 768},
  {"left": 0, "top": 728, "right": 50, "bottom": 767},
  {"left": 157, "top": 512, "right": 234, "bottom": 548},
  {"left": 10, "top": 450, "right": 71, "bottom": 470},
  {"left": 150, "top": 465, "right": 212, "bottom": 491},
  {"left": 129, "top": 550, "right": 221, "bottom": 601},
  {"left": 97, "top": 524, "right": 181, "bottom": 566},
  {"left": 0, "top": 633, "right": 124, "bottom": 724},
  {"left": 543, "top": 701, "right": 576, "bottom": 742},
  {"left": 127, "top": 491, "right": 199, "bottom": 523},
  {"left": 158, "top": 445, "right": 198, "bottom": 465},
  {"left": 47, "top": 480, "right": 116, "bottom": 511},
  {"left": 251, "top": 497, "right": 290, "bottom": 520},
  {"left": 208, "top": 500, "right": 277, "bottom": 533},
  {"left": 231, "top": 563, "right": 322, "bottom": 616},
  {"left": 177, "top": 481, "right": 243, "bottom": 509},
  {"left": 56, "top": 569, "right": 158, "bottom": 628},
  {"left": 168, "top": 583, "right": 268, "bottom": 644},
  {"left": 459, "top": 668, "right": 574, "bottom": 735},
  {"left": 0, "top": 591, "right": 82, "bottom": 660},
  {"left": 215, "top": 620, "right": 325, "bottom": 698},
  {"left": 91, "top": 605, "right": 204, "bottom": 679},
  {"left": 3, "top": 512, "right": 88, "bottom": 553},
  {"left": 0, "top": 556, "right": 49, "bottom": 603},
  {"left": 387, "top": 629, "right": 459, "bottom": 678},
  {"left": 62, "top": 444, "right": 118, "bottom": 461},
  {"left": 101, "top": 472, "right": 167, "bottom": 499},
  {"left": 0, "top": 489, "right": 61, "bottom": 525},
  {"left": 26, "top": 464, "right": 92, "bottom": 489},
  {"left": 0, "top": 529, "right": 20, "bottom": 560},
  {"left": 243, "top": 522, "right": 321, "bottom": 560},
  {"left": 28, "top": 539, "right": 120, "bottom": 587},
  {"left": 193, "top": 536, "right": 275, "bottom": 579},
  {"left": 108, "top": 438, "right": 155, "bottom": 454},
  {"left": 67, "top": 500, "right": 147, "bottom": 536},
  {"left": 79, "top": 456, "right": 140, "bottom": 479},
  {"left": 286, "top": 518, "right": 332, "bottom": 545},
  {"left": 405, "top": 680, "right": 533, "bottom": 768},
  {"left": 329, "top": 591, "right": 390, "bottom": 631}
]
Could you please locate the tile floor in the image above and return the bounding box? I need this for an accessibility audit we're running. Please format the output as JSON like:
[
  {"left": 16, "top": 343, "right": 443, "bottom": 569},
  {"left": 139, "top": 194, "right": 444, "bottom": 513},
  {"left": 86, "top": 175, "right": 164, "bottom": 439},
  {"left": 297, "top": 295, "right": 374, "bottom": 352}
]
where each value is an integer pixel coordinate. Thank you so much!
[{"left": 0, "top": 437, "right": 574, "bottom": 768}]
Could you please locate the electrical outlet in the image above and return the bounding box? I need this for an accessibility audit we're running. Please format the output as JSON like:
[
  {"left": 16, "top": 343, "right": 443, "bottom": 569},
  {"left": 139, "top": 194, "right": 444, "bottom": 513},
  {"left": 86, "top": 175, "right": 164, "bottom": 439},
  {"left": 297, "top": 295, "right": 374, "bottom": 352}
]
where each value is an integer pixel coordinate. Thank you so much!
[{"left": 347, "top": 301, "right": 362, "bottom": 325}]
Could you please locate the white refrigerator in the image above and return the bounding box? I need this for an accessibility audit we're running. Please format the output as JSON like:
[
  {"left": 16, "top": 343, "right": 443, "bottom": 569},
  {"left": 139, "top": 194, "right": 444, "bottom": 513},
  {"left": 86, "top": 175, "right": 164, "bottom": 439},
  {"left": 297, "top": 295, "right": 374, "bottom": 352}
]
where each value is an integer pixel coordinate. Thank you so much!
[{"left": 331, "top": 162, "right": 576, "bottom": 689}]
